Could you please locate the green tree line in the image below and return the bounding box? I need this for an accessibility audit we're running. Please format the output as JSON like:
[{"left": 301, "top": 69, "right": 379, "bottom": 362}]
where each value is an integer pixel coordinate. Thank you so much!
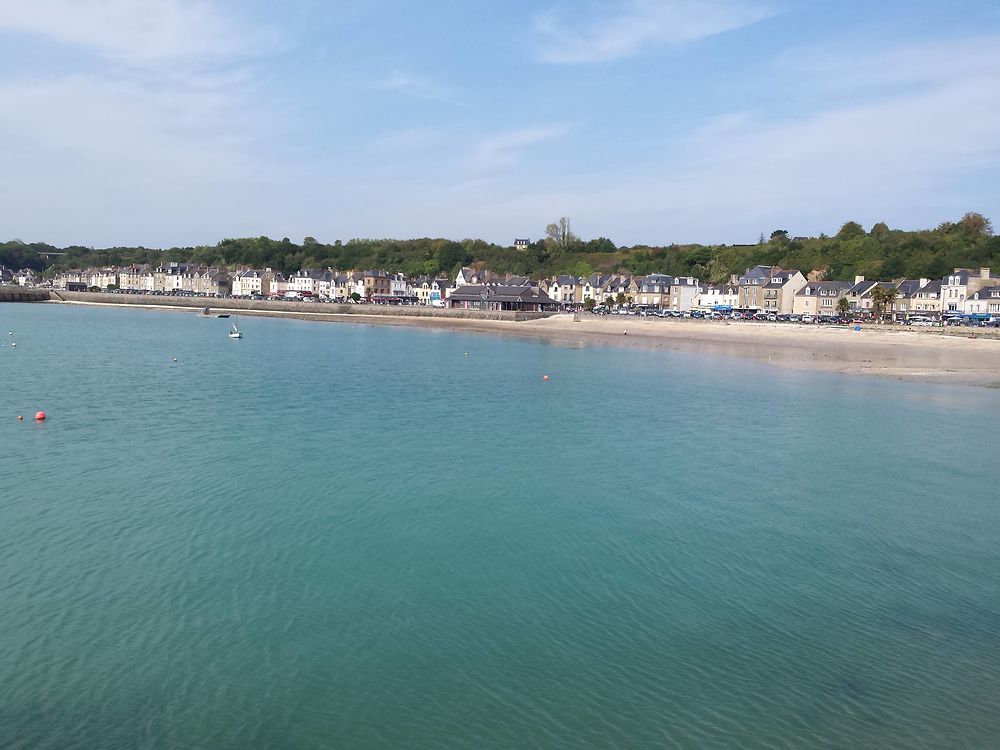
[{"left": 4, "top": 213, "right": 997, "bottom": 283}]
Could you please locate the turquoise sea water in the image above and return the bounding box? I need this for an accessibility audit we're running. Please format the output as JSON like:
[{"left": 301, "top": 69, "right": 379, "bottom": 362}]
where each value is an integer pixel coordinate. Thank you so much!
[{"left": 2, "top": 303, "right": 1000, "bottom": 749}]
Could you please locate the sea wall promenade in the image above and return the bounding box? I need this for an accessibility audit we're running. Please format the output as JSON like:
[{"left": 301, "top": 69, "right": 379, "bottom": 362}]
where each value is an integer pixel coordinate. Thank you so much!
[
  {"left": 49, "top": 290, "right": 554, "bottom": 322},
  {"left": 38, "top": 290, "right": 1000, "bottom": 339}
]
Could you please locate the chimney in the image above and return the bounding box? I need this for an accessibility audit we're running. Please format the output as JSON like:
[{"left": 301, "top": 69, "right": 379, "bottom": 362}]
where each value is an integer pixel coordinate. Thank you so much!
[
  {"left": 854, "top": 275, "right": 865, "bottom": 285},
  {"left": 981, "top": 268, "right": 991, "bottom": 279}
]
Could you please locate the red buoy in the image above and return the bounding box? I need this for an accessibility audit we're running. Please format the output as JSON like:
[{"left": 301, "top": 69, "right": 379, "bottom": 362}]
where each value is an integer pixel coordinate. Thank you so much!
[{"left": 35, "top": 411, "right": 46, "bottom": 421}]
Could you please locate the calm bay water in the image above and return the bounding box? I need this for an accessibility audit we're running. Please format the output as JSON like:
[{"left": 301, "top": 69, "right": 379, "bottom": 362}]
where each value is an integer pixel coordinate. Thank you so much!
[{"left": 2, "top": 303, "right": 1000, "bottom": 749}]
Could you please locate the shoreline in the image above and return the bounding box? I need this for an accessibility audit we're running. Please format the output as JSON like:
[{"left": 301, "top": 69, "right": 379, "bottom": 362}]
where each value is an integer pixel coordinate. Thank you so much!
[{"left": 50, "top": 298, "right": 1000, "bottom": 388}]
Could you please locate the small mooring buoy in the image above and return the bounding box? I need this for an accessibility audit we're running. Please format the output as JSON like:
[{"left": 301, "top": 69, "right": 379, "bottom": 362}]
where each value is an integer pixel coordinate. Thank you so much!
[{"left": 35, "top": 411, "right": 46, "bottom": 421}]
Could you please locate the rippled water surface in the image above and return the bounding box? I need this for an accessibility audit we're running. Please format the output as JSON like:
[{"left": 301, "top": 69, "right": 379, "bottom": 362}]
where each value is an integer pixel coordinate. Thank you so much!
[{"left": 3, "top": 303, "right": 1000, "bottom": 749}]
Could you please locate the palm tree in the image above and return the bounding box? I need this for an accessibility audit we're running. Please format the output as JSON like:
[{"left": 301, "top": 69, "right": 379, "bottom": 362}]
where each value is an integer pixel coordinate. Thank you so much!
[
  {"left": 884, "top": 287, "right": 899, "bottom": 322},
  {"left": 869, "top": 286, "right": 888, "bottom": 322},
  {"left": 836, "top": 296, "right": 850, "bottom": 317}
]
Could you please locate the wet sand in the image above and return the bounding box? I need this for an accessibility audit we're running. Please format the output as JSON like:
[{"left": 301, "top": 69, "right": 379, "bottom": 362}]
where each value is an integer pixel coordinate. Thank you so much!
[
  {"left": 55, "top": 300, "right": 1000, "bottom": 387},
  {"left": 513, "top": 315, "right": 1000, "bottom": 387}
]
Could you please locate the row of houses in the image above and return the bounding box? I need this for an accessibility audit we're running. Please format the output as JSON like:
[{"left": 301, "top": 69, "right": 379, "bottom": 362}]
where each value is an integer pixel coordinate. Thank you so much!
[
  {"left": 0, "top": 267, "right": 39, "bottom": 287},
  {"left": 16, "top": 262, "right": 1000, "bottom": 317},
  {"left": 45, "top": 264, "right": 450, "bottom": 304},
  {"left": 528, "top": 266, "right": 1000, "bottom": 318}
]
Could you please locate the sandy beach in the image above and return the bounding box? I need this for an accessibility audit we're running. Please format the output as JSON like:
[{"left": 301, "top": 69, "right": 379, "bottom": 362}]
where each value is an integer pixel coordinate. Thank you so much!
[
  {"left": 514, "top": 315, "right": 1000, "bottom": 387},
  {"left": 53, "top": 299, "right": 1000, "bottom": 387}
]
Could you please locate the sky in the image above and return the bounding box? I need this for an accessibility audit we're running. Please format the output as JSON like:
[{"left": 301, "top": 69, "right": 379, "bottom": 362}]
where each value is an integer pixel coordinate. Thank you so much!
[{"left": 1, "top": 0, "right": 1000, "bottom": 248}]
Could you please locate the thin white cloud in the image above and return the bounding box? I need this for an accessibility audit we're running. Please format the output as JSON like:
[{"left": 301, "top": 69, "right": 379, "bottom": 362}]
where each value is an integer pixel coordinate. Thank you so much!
[
  {"left": 535, "top": 0, "right": 772, "bottom": 64},
  {"left": 378, "top": 71, "right": 469, "bottom": 108},
  {"left": 0, "top": 0, "right": 291, "bottom": 246},
  {"left": 0, "top": 0, "right": 279, "bottom": 68},
  {"left": 469, "top": 125, "right": 569, "bottom": 169},
  {"left": 0, "top": 74, "right": 263, "bottom": 172},
  {"left": 334, "top": 36, "right": 1000, "bottom": 245},
  {"left": 774, "top": 35, "right": 1000, "bottom": 98}
]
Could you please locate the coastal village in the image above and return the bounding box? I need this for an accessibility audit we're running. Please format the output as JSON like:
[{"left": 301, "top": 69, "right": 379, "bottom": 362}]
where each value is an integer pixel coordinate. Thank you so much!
[{"left": 3, "top": 262, "right": 1000, "bottom": 321}]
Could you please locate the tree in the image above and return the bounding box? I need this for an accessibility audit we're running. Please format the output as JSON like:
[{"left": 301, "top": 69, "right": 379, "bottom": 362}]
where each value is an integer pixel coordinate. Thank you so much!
[
  {"left": 870, "top": 222, "right": 889, "bottom": 238},
  {"left": 303, "top": 236, "right": 318, "bottom": 245},
  {"left": 545, "top": 217, "right": 579, "bottom": 255},
  {"left": 958, "top": 212, "right": 993, "bottom": 237},
  {"left": 584, "top": 297, "right": 596, "bottom": 311},
  {"left": 869, "top": 285, "right": 899, "bottom": 322},
  {"left": 869, "top": 286, "right": 886, "bottom": 320},
  {"left": 615, "top": 291, "right": 627, "bottom": 306},
  {"left": 582, "top": 237, "right": 617, "bottom": 253},
  {"left": 350, "top": 292, "right": 361, "bottom": 303},
  {"left": 884, "top": 287, "right": 899, "bottom": 320},
  {"left": 437, "top": 242, "right": 468, "bottom": 274},
  {"left": 770, "top": 229, "right": 789, "bottom": 240},
  {"left": 837, "top": 221, "right": 866, "bottom": 240},
  {"left": 836, "top": 296, "right": 850, "bottom": 316}
]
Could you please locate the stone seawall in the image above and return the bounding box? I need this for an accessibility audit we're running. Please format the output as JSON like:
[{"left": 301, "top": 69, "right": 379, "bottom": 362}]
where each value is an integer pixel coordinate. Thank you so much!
[
  {"left": 53, "top": 291, "right": 555, "bottom": 322},
  {"left": 0, "top": 286, "right": 51, "bottom": 302}
]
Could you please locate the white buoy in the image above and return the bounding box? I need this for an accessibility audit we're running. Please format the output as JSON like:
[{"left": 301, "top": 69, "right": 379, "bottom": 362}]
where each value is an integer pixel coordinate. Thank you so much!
[{"left": 10, "top": 342, "right": 15, "bottom": 348}]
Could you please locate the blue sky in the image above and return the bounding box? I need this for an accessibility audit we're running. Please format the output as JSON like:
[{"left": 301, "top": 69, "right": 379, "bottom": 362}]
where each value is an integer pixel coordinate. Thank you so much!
[{"left": 1, "top": 0, "right": 999, "bottom": 248}]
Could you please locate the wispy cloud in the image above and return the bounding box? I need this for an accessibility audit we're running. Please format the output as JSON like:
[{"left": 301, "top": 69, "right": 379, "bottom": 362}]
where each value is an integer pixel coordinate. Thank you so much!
[
  {"left": 469, "top": 125, "right": 569, "bottom": 169},
  {"left": 554, "top": 36, "right": 1000, "bottom": 239},
  {"left": 0, "top": 74, "right": 263, "bottom": 171},
  {"left": 348, "top": 35, "right": 1000, "bottom": 245},
  {"left": 774, "top": 35, "right": 1000, "bottom": 97},
  {"left": 0, "top": 0, "right": 290, "bottom": 245},
  {"left": 0, "top": 0, "right": 280, "bottom": 69},
  {"left": 378, "top": 71, "right": 469, "bottom": 109},
  {"left": 534, "top": 0, "right": 772, "bottom": 63}
]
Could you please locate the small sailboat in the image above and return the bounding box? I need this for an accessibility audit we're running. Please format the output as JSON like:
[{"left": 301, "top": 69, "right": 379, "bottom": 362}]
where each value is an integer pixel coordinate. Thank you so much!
[{"left": 228, "top": 317, "right": 242, "bottom": 339}]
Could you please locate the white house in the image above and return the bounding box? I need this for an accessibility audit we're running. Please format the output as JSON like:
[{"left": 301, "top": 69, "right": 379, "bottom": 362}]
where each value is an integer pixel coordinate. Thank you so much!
[
  {"left": 390, "top": 272, "right": 409, "bottom": 298},
  {"left": 941, "top": 268, "right": 997, "bottom": 313},
  {"left": 965, "top": 286, "right": 1000, "bottom": 316},
  {"left": 548, "top": 275, "right": 581, "bottom": 305},
  {"left": 668, "top": 276, "right": 702, "bottom": 311},
  {"left": 118, "top": 266, "right": 155, "bottom": 292},
  {"left": 14, "top": 269, "right": 38, "bottom": 286},
  {"left": 232, "top": 270, "right": 265, "bottom": 297},
  {"left": 694, "top": 284, "right": 740, "bottom": 311},
  {"left": 90, "top": 269, "right": 119, "bottom": 289}
]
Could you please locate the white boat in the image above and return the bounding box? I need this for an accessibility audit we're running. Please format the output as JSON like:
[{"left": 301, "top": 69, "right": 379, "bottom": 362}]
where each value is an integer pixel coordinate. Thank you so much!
[{"left": 228, "top": 318, "right": 242, "bottom": 339}]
